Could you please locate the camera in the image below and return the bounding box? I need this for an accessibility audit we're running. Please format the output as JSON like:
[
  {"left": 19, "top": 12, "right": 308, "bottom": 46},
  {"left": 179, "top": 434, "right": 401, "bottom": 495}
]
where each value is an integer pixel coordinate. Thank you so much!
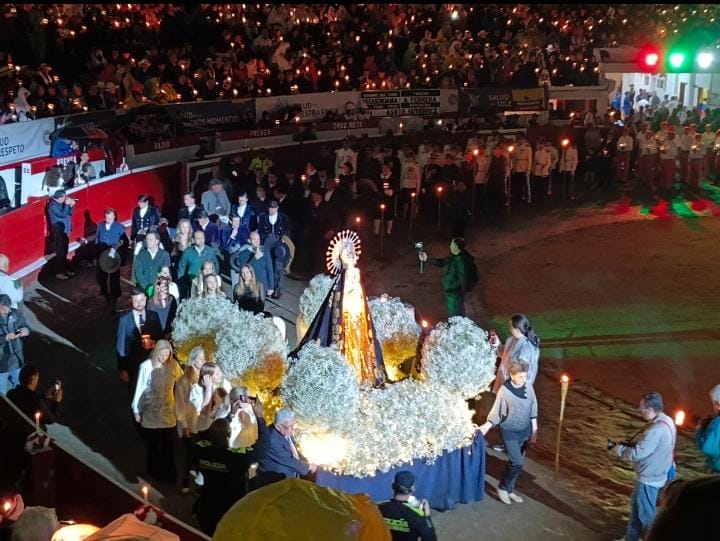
[{"left": 415, "top": 242, "right": 424, "bottom": 250}]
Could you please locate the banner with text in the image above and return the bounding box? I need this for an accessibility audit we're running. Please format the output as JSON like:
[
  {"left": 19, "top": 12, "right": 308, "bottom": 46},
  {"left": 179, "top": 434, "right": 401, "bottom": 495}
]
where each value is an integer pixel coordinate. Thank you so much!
[
  {"left": 164, "top": 99, "right": 256, "bottom": 131},
  {"left": 459, "top": 87, "right": 548, "bottom": 113},
  {"left": 360, "top": 89, "right": 458, "bottom": 117},
  {"left": 255, "top": 92, "right": 360, "bottom": 123},
  {"left": 0, "top": 118, "right": 55, "bottom": 167}
]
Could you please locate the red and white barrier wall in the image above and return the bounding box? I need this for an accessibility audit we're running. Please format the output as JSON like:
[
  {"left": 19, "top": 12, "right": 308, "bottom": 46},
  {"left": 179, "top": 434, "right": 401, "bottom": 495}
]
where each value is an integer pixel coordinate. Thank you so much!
[{"left": 0, "top": 162, "right": 179, "bottom": 283}]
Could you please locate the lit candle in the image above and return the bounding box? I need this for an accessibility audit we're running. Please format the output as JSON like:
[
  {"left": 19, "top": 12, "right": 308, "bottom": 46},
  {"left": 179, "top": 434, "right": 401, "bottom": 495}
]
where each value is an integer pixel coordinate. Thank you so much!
[
  {"left": 35, "top": 412, "right": 40, "bottom": 432},
  {"left": 142, "top": 485, "right": 149, "bottom": 503},
  {"left": 674, "top": 409, "right": 685, "bottom": 426},
  {"left": 554, "top": 374, "right": 570, "bottom": 471}
]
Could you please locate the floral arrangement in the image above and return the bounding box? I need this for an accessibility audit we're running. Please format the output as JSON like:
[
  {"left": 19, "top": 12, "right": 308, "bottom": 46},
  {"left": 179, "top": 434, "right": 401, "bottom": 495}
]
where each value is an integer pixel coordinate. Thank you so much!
[
  {"left": 298, "top": 274, "right": 334, "bottom": 326},
  {"left": 420, "top": 316, "right": 496, "bottom": 399},
  {"left": 368, "top": 296, "right": 421, "bottom": 381},
  {"left": 213, "top": 310, "right": 288, "bottom": 393},
  {"left": 296, "top": 379, "right": 476, "bottom": 477},
  {"left": 172, "top": 296, "right": 236, "bottom": 344},
  {"left": 171, "top": 297, "right": 236, "bottom": 363},
  {"left": 282, "top": 341, "right": 359, "bottom": 431}
]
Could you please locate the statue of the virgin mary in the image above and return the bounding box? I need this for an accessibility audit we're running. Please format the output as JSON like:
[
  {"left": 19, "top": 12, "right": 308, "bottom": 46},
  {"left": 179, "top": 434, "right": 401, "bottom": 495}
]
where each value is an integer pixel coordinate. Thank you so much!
[{"left": 292, "top": 231, "right": 386, "bottom": 387}]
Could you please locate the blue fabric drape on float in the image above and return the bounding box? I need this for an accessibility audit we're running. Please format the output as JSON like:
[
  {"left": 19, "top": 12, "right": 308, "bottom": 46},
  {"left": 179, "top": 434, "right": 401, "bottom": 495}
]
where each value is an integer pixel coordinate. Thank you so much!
[{"left": 315, "top": 433, "right": 485, "bottom": 511}]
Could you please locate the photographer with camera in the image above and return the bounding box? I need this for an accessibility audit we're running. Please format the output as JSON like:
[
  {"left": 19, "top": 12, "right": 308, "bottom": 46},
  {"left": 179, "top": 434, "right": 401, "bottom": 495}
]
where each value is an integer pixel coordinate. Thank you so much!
[
  {"left": 47, "top": 189, "right": 77, "bottom": 280},
  {"left": 0, "top": 294, "right": 30, "bottom": 395},
  {"left": 695, "top": 384, "right": 720, "bottom": 473},
  {"left": 418, "top": 237, "right": 478, "bottom": 317},
  {"left": 607, "top": 392, "right": 676, "bottom": 541}
]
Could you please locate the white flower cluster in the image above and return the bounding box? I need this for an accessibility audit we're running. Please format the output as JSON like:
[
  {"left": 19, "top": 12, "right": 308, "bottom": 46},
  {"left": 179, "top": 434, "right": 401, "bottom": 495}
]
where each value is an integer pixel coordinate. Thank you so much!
[
  {"left": 282, "top": 341, "right": 359, "bottom": 431},
  {"left": 297, "top": 379, "right": 477, "bottom": 477},
  {"left": 172, "top": 296, "right": 237, "bottom": 344},
  {"left": 368, "top": 296, "right": 420, "bottom": 343},
  {"left": 214, "top": 311, "right": 288, "bottom": 384},
  {"left": 298, "top": 274, "right": 334, "bottom": 325},
  {"left": 420, "top": 316, "right": 496, "bottom": 399}
]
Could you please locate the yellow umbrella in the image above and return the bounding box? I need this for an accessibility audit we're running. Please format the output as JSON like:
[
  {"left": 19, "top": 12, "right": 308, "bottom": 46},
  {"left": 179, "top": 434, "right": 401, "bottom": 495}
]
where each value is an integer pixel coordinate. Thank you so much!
[{"left": 213, "top": 479, "right": 391, "bottom": 541}]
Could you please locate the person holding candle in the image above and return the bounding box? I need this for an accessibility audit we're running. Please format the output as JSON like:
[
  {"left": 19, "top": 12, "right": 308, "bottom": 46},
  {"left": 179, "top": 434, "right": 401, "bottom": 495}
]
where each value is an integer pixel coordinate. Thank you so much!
[
  {"left": 479, "top": 360, "right": 538, "bottom": 505},
  {"left": 615, "top": 126, "right": 634, "bottom": 184},
  {"left": 7, "top": 365, "right": 62, "bottom": 431},
  {"left": 659, "top": 128, "right": 678, "bottom": 193},
  {"left": 131, "top": 339, "right": 182, "bottom": 483},
  {"left": 174, "top": 346, "right": 206, "bottom": 493},
  {"left": 688, "top": 133, "right": 705, "bottom": 190}
]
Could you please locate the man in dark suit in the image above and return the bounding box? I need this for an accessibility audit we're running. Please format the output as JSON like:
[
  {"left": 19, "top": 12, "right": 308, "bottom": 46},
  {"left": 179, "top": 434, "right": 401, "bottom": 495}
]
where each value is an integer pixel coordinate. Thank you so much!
[
  {"left": 196, "top": 211, "right": 221, "bottom": 248},
  {"left": 229, "top": 192, "right": 257, "bottom": 233},
  {"left": 131, "top": 194, "right": 161, "bottom": 242},
  {"left": 257, "top": 201, "right": 289, "bottom": 245},
  {"left": 116, "top": 289, "right": 162, "bottom": 401},
  {"left": 178, "top": 192, "right": 203, "bottom": 227},
  {"left": 257, "top": 408, "right": 316, "bottom": 487}
]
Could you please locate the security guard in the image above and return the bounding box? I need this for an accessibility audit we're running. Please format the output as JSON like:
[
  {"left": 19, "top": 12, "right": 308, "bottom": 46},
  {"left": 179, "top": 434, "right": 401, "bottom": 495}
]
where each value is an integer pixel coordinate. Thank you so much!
[
  {"left": 378, "top": 471, "right": 437, "bottom": 541},
  {"left": 192, "top": 402, "right": 267, "bottom": 536}
]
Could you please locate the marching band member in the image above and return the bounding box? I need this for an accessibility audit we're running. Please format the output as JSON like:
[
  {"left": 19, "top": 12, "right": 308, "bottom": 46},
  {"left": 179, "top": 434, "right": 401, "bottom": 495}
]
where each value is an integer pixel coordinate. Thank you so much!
[
  {"left": 615, "top": 126, "right": 634, "bottom": 184},
  {"left": 658, "top": 128, "right": 678, "bottom": 192}
]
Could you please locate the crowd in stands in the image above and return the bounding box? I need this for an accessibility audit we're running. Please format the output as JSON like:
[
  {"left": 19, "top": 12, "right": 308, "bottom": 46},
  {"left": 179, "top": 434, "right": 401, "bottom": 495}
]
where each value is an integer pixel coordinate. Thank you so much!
[{"left": 1, "top": 4, "right": 719, "bottom": 123}]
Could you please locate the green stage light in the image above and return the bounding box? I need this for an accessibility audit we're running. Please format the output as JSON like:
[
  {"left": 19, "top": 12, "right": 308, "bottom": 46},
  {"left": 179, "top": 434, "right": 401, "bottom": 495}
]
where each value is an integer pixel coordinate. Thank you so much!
[
  {"left": 668, "top": 52, "right": 686, "bottom": 68},
  {"left": 697, "top": 51, "right": 714, "bottom": 69}
]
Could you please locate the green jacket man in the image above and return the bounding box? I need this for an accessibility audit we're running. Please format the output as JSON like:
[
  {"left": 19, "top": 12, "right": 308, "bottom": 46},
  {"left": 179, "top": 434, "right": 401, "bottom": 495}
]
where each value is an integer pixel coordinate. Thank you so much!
[{"left": 419, "top": 237, "right": 473, "bottom": 317}]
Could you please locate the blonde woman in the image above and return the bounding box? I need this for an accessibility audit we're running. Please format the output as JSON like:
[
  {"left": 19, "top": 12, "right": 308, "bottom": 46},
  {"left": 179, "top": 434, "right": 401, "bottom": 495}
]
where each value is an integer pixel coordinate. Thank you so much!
[
  {"left": 131, "top": 339, "right": 182, "bottom": 482},
  {"left": 233, "top": 264, "right": 265, "bottom": 314},
  {"left": 172, "top": 219, "right": 193, "bottom": 264},
  {"left": 175, "top": 346, "right": 206, "bottom": 493},
  {"left": 190, "top": 260, "right": 222, "bottom": 298},
  {"left": 201, "top": 274, "right": 225, "bottom": 299}
]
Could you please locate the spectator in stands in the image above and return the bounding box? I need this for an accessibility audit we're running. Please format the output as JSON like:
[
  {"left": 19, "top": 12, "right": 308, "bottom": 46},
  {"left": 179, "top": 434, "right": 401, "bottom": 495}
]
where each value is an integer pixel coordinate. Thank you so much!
[{"left": 233, "top": 265, "right": 266, "bottom": 314}]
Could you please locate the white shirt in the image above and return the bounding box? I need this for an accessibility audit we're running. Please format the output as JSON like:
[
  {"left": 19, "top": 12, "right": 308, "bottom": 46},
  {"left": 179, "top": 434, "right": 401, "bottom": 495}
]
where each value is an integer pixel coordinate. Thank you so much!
[
  {"left": 237, "top": 203, "right": 248, "bottom": 217},
  {"left": 139, "top": 206, "right": 148, "bottom": 218},
  {"left": 269, "top": 213, "right": 278, "bottom": 225},
  {"left": 133, "top": 310, "right": 146, "bottom": 331}
]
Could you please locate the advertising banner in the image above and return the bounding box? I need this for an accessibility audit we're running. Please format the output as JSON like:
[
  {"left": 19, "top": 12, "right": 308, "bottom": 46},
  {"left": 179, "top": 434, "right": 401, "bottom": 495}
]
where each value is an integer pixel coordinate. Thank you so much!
[
  {"left": 165, "top": 99, "right": 256, "bottom": 131},
  {"left": 459, "top": 87, "right": 548, "bottom": 113},
  {"left": 0, "top": 118, "right": 55, "bottom": 167},
  {"left": 255, "top": 92, "right": 359, "bottom": 123},
  {"left": 360, "top": 89, "right": 448, "bottom": 117}
]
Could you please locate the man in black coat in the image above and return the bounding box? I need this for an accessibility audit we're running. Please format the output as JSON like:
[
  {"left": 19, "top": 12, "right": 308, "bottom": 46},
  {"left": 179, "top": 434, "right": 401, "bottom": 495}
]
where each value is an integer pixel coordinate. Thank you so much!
[
  {"left": 131, "top": 194, "right": 161, "bottom": 242},
  {"left": 178, "top": 192, "right": 204, "bottom": 227},
  {"left": 257, "top": 201, "right": 290, "bottom": 245}
]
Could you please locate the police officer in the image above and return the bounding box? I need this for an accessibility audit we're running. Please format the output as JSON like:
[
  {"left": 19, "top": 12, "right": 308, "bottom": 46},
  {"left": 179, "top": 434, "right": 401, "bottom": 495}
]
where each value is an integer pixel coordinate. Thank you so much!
[
  {"left": 378, "top": 471, "right": 437, "bottom": 541},
  {"left": 192, "top": 401, "right": 267, "bottom": 536}
]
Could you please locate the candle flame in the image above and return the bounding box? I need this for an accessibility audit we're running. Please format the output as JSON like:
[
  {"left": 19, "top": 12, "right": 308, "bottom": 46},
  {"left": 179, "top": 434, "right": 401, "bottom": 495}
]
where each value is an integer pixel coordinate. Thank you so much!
[
  {"left": 674, "top": 410, "right": 685, "bottom": 426},
  {"left": 561, "top": 374, "right": 570, "bottom": 384},
  {"left": 3, "top": 500, "right": 11, "bottom": 512},
  {"left": 141, "top": 485, "right": 149, "bottom": 500},
  {"left": 421, "top": 320, "right": 429, "bottom": 328}
]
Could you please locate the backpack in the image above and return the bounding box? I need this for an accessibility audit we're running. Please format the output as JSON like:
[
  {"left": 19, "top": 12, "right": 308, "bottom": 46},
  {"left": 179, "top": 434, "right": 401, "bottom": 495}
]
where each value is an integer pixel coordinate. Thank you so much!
[{"left": 462, "top": 251, "right": 479, "bottom": 292}]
